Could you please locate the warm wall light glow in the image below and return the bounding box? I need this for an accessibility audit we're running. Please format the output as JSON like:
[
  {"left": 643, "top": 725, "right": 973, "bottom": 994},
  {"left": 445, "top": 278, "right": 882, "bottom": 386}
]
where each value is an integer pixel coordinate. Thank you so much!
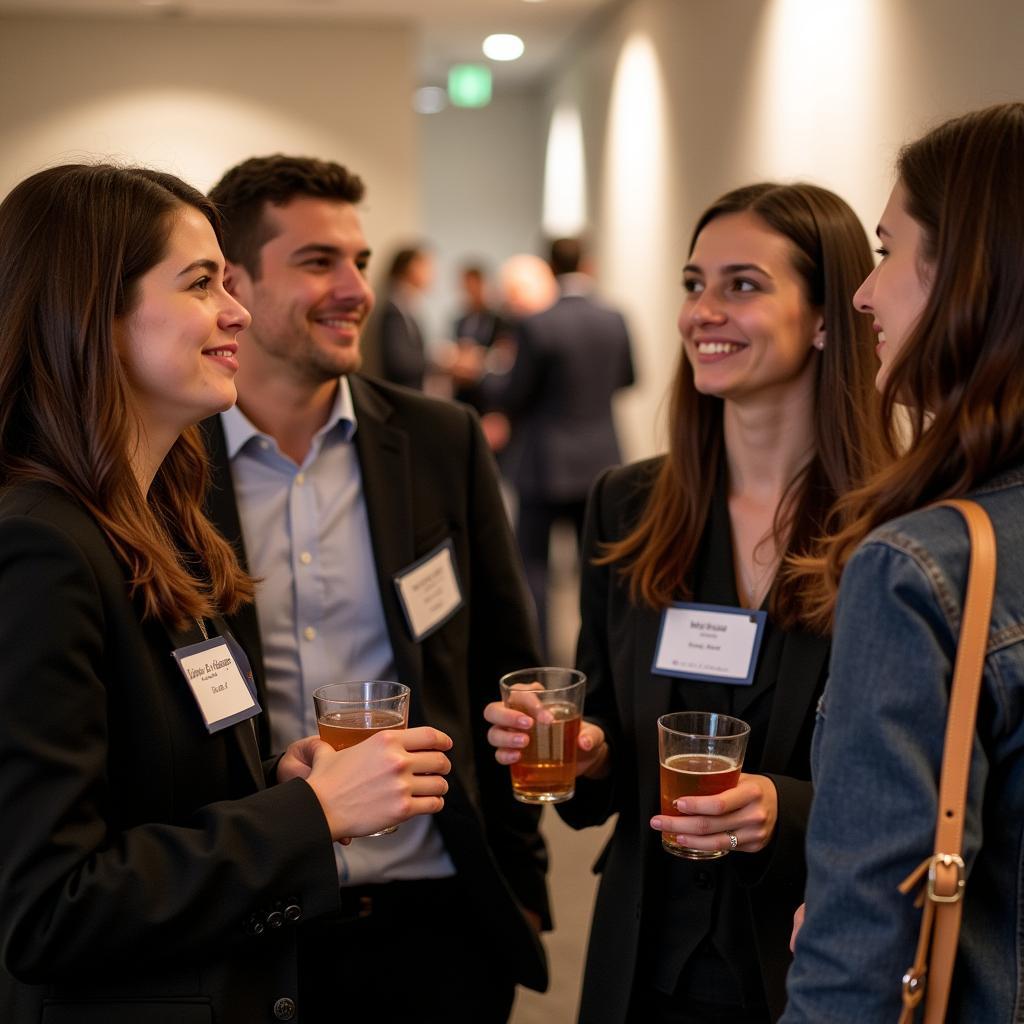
[
  {"left": 483, "top": 34, "right": 525, "bottom": 62},
  {"left": 600, "top": 31, "right": 672, "bottom": 457},
  {"left": 601, "top": 33, "right": 670, "bottom": 290},
  {"left": 542, "top": 102, "right": 587, "bottom": 236},
  {"left": 744, "top": 0, "right": 888, "bottom": 218}
]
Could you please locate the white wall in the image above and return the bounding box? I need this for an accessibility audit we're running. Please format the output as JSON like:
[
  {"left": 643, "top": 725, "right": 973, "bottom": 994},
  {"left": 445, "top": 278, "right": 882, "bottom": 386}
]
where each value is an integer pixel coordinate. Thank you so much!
[
  {"left": 418, "top": 89, "right": 546, "bottom": 343},
  {"left": 0, "top": 14, "right": 419, "bottom": 273},
  {"left": 544, "top": 0, "right": 1024, "bottom": 460}
]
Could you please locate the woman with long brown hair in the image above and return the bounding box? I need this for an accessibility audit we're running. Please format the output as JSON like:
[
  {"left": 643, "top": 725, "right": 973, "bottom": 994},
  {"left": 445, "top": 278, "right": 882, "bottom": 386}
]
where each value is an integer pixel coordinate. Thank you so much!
[
  {"left": 0, "top": 164, "right": 451, "bottom": 1022},
  {"left": 486, "top": 182, "right": 885, "bottom": 1022},
  {"left": 783, "top": 103, "right": 1024, "bottom": 1022}
]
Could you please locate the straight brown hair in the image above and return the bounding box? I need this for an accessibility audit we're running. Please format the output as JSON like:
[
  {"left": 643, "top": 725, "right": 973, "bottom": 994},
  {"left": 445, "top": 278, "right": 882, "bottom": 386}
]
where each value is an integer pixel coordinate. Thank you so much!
[
  {"left": 0, "top": 164, "right": 254, "bottom": 627},
  {"left": 601, "top": 183, "right": 885, "bottom": 632},
  {"left": 798, "top": 103, "right": 1024, "bottom": 628}
]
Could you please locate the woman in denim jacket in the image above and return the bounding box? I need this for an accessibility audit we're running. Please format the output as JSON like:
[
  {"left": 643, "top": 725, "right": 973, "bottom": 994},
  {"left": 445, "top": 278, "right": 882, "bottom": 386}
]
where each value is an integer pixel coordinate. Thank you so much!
[{"left": 782, "top": 102, "right": 1024, "bottom": 1021}]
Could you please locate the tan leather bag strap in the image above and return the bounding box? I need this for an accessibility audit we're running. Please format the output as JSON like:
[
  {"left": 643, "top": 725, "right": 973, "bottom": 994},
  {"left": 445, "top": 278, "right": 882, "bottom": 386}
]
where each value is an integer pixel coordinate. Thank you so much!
[{"left": 897, "top": 499, "right": 996, "bottom": 1023}]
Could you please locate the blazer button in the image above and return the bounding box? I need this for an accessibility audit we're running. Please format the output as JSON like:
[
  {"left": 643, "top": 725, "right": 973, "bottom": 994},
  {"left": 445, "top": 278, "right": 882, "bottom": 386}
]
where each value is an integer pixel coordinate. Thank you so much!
[
  {"left": 284, "top": 903, "right": 302, "bottom": 923},
  {"left": 273, "top": 997, "right": 297, "bottom": 1020},
  {"left": 266, "top": 909, "right": 285, "bottom": 929},
  {"left": 694, "top": 869, "right": 714, "bottom": 890},
  {"left": 244, "top": 914, "right": 265, "bottom": 937}
]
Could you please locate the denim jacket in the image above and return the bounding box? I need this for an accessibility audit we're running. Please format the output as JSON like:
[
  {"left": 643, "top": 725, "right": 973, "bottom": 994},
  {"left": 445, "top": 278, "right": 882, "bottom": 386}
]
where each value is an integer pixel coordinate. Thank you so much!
[{"left": 782, "top": 465, "right": 1024, "bottom": 1022}]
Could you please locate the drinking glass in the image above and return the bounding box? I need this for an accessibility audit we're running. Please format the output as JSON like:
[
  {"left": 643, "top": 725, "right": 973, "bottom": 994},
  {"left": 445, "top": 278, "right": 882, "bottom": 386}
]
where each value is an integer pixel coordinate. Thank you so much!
[
  {"left": 313, "top": 680, "right": 410, "bottom": 836},
  {"left": 657, "top": 711, "right": 750, "bottom": 859},
  {"left": 499, "top": 667, "right": 586, "bottom": 804}
]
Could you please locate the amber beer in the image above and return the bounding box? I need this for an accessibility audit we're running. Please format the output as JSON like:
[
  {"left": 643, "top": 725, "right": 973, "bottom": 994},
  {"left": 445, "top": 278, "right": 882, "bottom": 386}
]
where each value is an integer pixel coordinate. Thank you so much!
[
  {"left": 317, "top": 708, "right": 406, "bottom": 750},
  {"left": 510, "top": 702, "right": 582, "bottom": 802},
  {"left": 500, "top": 667, "right": 587, "bottom": 804},
  {"left": 657, "top": 711, "right": 750, "bottom": 860},
  {"left": 311, "top": 681, "right": 411, "bottom": 836}
]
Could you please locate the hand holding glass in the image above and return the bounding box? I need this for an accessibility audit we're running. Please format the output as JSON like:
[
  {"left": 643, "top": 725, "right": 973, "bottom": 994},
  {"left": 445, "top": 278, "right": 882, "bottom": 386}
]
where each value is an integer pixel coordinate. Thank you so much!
[
  {"left": 657, "top": 711, "right": 750, "bottom": 859},
  {"left": 313, "top": 680, "right": 410, "bottom": 836},
  {"left": 499, "top": 667, "right": 586, "bottom": 804}
]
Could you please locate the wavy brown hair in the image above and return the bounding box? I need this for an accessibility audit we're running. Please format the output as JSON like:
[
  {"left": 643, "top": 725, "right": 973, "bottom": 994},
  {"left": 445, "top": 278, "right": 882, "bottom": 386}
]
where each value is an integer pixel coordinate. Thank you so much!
[
  {"left": 601, "top": 183, "right": 885, "bottom": 632},
  {"left": 0, "top": 164, "right": 254, "bottom": 627},
  {"left": 798, "top": 103, "right": 1024, "bottom": 629}
]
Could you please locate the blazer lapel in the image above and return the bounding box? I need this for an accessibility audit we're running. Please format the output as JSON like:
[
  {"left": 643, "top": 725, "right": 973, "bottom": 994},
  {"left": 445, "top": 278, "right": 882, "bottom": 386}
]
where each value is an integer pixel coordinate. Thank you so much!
[
  {"left": 200, "top": 415, "right": 270, "bottom": 752},
  {"left": 633, "top": 605, "right": 674, "bottom": 804},
  {"left": 159, "top": 615, "right": 265, "bottom": 792},
  {"left": 348, "top": 376, "right": 424, "bottom": 697},
  {"left": 759, "top": 628, "right": 829, "bottom": 773}
]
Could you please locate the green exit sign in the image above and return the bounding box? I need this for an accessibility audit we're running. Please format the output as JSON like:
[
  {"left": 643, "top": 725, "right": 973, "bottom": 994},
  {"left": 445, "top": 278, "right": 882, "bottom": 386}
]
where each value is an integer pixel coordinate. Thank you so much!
[{"left": 448, "top": 65, "right": 492, "bottom": 108}]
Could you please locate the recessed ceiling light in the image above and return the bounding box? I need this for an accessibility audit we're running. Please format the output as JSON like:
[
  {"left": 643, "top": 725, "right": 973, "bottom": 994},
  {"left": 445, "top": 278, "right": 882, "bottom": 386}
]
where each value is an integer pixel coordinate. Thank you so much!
[
  {"left": 413, "top": 86, "right": 448, "bottom": 115},
  {"left": 483, "top": 34, "right": 526, "bottom": 62}
]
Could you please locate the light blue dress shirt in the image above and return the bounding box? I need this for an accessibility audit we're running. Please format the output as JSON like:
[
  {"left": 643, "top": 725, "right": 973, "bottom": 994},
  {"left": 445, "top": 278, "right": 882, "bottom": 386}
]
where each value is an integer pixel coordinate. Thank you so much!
[{"left": 221, "top": 378, "right": 455, "bottom": 884}]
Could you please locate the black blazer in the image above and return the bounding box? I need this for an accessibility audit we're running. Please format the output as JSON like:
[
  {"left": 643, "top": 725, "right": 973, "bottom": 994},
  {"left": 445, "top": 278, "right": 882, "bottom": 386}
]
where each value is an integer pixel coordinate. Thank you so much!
[
  {"left": 491, "top": 292, "right": 635, "bottom": 503},
  {"left": 202, "top": 374, "right": 551, "bottom": 991},
  {"left": 378, "top": 299, "right": 426, "bottom": 391},
  {"left": 560, "top": 460, "right": 830, "bottom": 1022},
  {"left": 0, "top": 482, "right": 341, "bottom": 1024}
]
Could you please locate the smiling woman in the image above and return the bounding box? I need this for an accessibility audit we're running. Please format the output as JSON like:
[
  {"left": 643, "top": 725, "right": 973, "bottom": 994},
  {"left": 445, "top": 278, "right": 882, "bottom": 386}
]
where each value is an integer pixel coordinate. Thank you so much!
[
  {"left": 485, "top": 181, "right": 888, "bottom": 1023},
  {"left": 0, "top": 163, "right": 452, "bottom": 1022}
]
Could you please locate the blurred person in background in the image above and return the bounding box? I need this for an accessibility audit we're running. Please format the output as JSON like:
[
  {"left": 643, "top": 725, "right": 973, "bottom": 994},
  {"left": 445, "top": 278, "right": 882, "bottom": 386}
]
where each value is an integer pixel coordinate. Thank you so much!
[
  {"left": 378, "top": 244, "right": 434, "bottom": 391},
  {"left": 489, "top": 237, "right": 635, "bottom": 657}
]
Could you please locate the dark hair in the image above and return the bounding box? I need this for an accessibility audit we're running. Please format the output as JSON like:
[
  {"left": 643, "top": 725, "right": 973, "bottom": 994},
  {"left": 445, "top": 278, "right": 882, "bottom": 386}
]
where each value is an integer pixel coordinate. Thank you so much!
[
  {"left": 0, "top": 163, "right": 254, "bottom": 627},
  {"left": 602, "top": 183, "right": 886, "bottom": 632},
  {"left": 805, "top": 102, "right": 1024, "bottom": 626},
  {"left": 387, "top": 246, "right": 429, "bottom": 283},
  {"left": 208, "top": 154, "right": 365, "bottom": 278},
  {"left": 549, "top": 237, "right": 584, "bottom": 276}
]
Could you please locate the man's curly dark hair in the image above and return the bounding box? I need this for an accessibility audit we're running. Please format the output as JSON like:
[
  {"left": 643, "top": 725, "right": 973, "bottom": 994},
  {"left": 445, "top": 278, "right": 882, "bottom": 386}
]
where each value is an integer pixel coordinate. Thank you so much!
[{"left": 208, "top": 155, "right": 365, "bottom": 279}]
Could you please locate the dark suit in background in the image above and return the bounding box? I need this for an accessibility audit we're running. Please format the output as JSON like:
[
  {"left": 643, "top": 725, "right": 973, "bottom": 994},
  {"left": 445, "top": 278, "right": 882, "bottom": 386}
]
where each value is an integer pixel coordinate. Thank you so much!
[
  {"left": 0, "top": 482, "right": 340, "bottom": 1023},
  {"left": 378, "top": 297, "right": 427, "bottom": 390},
  {"left": 492, "top": 277, "right": 635, "bottom": 654},
  {"left": 203, "top": 374, "right": 549, "bottom": 1020},
  {"left": 452, "top": 306, "right": 507, "bottom": 412}
]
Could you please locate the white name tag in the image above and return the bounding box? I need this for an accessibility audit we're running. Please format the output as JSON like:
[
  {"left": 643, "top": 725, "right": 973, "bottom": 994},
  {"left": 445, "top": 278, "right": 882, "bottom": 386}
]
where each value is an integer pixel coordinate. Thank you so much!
[
  {"left": 652, "top": 602, "right": 767, "bottom": 686},
  {"left": 172, "top": 635, "right": 261, "bottom": 733},
  {"left": 394, "top": 539, "right": 465, "bottom": 642}
]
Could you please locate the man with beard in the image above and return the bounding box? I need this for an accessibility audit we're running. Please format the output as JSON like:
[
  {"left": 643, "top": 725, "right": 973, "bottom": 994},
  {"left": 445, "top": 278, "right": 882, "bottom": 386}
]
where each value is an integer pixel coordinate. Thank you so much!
[{"left": 203, "top": 155, "right": 549, "bottom": 1022}]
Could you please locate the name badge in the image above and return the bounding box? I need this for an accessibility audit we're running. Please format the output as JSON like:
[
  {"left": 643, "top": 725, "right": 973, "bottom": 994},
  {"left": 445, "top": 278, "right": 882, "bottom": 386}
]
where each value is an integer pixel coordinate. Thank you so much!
[
  {"left": 393, "top": 538, "right": 465, "bottom": 642},
  {"left": 652, "top": 602, "right": 767, "bottom": 686},
  {"left": 172, "top": 634, "right": 261, "bottom": 733}
]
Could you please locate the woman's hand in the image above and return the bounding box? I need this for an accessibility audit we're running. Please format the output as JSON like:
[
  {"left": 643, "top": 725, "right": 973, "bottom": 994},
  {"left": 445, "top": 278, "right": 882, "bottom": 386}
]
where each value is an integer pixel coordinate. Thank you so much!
[
  {"left": 305, "top": 727, "right": 453, "bottom": 842},
  {"left": 483, "top": 698, "right": 610, "bottom": 779},
  {"left": 649, "top": 772, "right": 779, "bottom": 854}
]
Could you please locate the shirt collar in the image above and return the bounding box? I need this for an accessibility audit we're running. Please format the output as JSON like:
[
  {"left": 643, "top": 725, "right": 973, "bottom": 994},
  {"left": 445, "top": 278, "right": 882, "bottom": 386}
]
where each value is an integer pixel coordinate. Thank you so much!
[{"left": 220, "top": 376, "right": 358, "bottom": 460}]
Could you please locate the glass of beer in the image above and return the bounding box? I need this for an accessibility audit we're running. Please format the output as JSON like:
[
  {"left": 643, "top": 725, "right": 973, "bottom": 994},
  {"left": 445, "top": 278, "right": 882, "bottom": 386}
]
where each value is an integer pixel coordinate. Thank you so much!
[
  {"left": 657, "top": 711, "right": 750, "bottom": 859},
  {"left": 313, "top": 680, "right": 410, "bottom": 836},
  {"left": 499, "top": 667, "right": 586, "bottom": 804}
]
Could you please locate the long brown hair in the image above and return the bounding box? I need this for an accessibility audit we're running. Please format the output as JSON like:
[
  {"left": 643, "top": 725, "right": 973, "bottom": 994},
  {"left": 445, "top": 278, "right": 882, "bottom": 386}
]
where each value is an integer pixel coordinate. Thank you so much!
[
  {"left": 800, "top": 103, "right": 1024, "bottom": 629},
  {"left": 0, "top": 164, "right": 254, "bottom": 627},
  {"left": 602, "top": 183, "right": 885, "bottom": 631}
]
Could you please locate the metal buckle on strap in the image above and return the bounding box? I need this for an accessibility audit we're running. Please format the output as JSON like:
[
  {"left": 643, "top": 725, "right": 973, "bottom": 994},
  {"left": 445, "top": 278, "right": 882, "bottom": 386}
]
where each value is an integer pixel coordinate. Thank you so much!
[{"left": 927, "top": 853, "right": 966, "bottom": 903}]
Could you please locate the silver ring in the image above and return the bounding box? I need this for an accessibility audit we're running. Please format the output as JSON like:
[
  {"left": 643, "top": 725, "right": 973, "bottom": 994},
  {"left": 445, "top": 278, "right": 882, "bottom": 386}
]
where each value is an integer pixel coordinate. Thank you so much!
[{"left": 727, "top": 831, "right": 739, "bottom": 850}]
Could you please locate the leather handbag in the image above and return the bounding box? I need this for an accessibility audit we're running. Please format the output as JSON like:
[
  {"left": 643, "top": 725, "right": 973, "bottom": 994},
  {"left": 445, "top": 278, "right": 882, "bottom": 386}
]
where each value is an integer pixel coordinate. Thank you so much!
[{"left": 897, "top": 499, "right": 996, "bottom": 1023}]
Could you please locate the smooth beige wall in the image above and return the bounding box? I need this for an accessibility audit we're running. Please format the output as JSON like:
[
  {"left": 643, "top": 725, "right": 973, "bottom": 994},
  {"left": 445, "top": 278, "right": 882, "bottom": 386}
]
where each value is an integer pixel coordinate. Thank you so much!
[
  {"left": 546, "top": 0, "right": 1024, "bottom": 460},
  {"left": 0, "top": 15, "right": 418, "bottom": 272}
]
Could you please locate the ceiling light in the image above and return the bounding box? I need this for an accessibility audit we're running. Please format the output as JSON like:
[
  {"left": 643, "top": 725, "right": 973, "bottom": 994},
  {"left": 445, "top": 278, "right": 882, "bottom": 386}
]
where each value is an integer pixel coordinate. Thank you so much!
[
  {"left": 413, "top": 86, "right": 448, "bottom": 115},
  {"left": 483, "top": 34, "right": 525, "bottom": 62}
]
